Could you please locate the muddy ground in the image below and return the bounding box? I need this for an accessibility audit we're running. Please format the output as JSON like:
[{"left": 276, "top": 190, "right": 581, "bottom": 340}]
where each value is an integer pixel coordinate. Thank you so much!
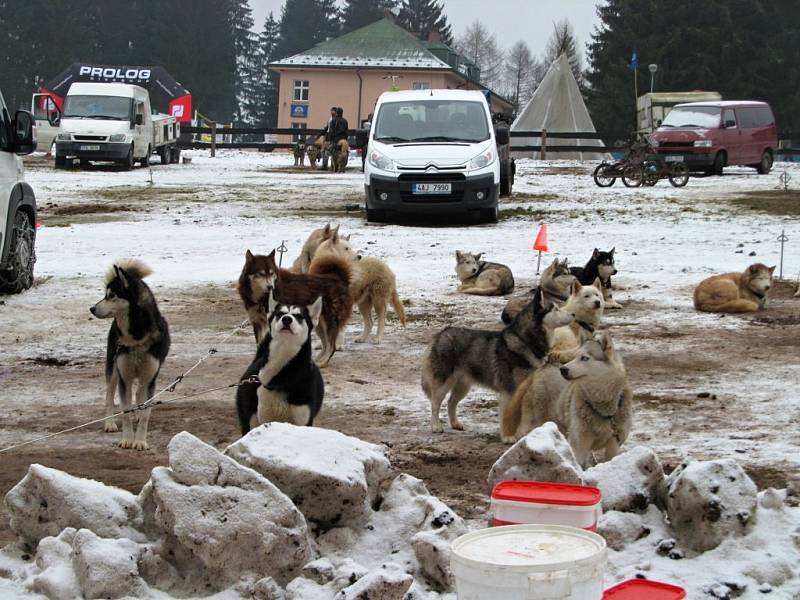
[{"left": 2, "top": 155, "right": 799, "bottom": 547}]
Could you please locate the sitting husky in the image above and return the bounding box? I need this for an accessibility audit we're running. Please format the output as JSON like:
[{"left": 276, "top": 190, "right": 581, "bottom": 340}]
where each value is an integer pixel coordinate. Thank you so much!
[
  {"left": 293, "top": 140, "right": 307, "bottom": 167},
  {"left": 501, "top": 257, "right": 575, "bottom": 323},
  {"left": 313, "top": 230, "right": 406, "bottom": 344},
  {"left": 236, "top": 293, "right": 324, "bottom": 435},
  {"left": 289, "top": 223, "right": 338, "bottom": 274},
  {"left": 549, "top": 279, "right": 605, "bottom": 363},
  {"left": 694, "top": 263, "right": 775, "bottom": 313},
  {"left": 571, "top": 248, "right": 621, "bottom": 309},
  {"left": 90, "top": 260, "right": 170, "bottom": 450},
  {"left": 455, "top": 251, "right": 515, "bottom": 296},
  {"left": 422, "top": 291, "right": 574, "bottom": 440},
  {"left": 331, "top": 139, "right": 349, "bottom": 172},
  {"left": 502, "top": 332, "right": 632, "bottom": 467}
]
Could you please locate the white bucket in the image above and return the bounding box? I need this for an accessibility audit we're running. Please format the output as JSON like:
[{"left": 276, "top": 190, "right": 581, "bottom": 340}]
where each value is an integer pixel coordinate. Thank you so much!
[{"left": 450, "top": 524, "right": 606, "bottom": 600}]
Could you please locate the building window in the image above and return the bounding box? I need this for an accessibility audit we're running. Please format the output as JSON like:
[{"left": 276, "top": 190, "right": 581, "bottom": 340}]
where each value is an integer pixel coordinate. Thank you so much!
[
  {"left": 291, "top": 122, "right": 306, "bottom": 142},
  {"left": 293, "top": 80, "right": 309, "bottom": 101},
  {"left": 413, "top": 82, "right": 432, "bottom": 90}
]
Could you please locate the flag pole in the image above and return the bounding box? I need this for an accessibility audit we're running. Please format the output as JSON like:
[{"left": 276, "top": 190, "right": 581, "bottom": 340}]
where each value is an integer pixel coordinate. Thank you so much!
[{"left": 633, "top": 66, "right": 638, "bottom": 132}]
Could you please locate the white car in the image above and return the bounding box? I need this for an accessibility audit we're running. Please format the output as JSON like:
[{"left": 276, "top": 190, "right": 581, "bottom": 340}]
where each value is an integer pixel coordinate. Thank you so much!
[
  {"left": 363, "top": 89, "right": 509, "bottom": 224},
  {"left": 0, "top": 88, "right": 37, "bottom": 294}
]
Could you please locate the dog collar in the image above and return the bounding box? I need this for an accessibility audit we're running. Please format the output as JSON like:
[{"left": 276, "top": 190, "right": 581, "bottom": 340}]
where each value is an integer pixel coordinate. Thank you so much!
[{"left": 576, "top": 320, "right": 595, "bottom": 333}]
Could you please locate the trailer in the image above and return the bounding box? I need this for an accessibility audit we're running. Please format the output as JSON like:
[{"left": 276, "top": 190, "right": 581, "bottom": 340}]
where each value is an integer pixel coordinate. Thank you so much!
[{"left": 637, "top": 91, "right": 722, "bottom": 135}]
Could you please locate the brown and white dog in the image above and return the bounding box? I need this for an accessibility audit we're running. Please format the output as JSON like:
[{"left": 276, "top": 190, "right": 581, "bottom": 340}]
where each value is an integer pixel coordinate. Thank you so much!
[
  {"left": 694, "top": 263, "right": 775, "bottom": 313},
  {"left": 331, "top": 139, "right": 349, "bottom": 173},
  {"left": 238, "top": 249, "right": 352, "bottom": 366},
  {"left": 290, "top": 223, "right": 338, "bottom": 273}
]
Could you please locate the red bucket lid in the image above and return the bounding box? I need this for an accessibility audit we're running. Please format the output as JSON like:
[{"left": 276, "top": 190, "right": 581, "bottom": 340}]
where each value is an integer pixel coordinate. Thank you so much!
[
  {"left": 603, "top": 579, "right": 686, "bottom": 599},
  {"left": 491, "top": 481, "right": 601, "bottom": 506}
]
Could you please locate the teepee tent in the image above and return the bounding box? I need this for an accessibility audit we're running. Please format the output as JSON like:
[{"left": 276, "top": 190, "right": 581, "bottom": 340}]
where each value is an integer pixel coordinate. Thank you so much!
[{"left": 511, "top": 54, "right": 607, "bottom": 160}]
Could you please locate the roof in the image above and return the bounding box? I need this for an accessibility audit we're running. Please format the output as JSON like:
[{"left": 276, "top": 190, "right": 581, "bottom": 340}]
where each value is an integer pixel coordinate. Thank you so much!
[
  {"left": 67, "top": 82, "right": 147, "bottom": 97},
  {"left": 270, "top": 18, "right": 451, "bottom": 71},
  {"left": 676, "top": 101, "right": 769, "bottom": 108}
]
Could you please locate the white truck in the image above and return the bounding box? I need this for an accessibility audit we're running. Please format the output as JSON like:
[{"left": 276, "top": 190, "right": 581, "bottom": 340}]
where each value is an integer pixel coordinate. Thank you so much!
[
  {"left": 53, "top": 82, "right": 180, "bottom": 169},
  {"left": 0, "top": 88, "right": 37, "bottom": 294}
]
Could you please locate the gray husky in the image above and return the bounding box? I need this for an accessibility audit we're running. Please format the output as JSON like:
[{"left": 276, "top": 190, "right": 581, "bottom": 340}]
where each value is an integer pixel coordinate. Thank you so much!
[
  {"left": 422, "top": 290, "right": 574, "bottom": 439},
  {"left": 90, "top": 260, "right": 170, "bottom": 450},
  {"left": 501, "top": 257, "right": 576, "bottom": 323}
]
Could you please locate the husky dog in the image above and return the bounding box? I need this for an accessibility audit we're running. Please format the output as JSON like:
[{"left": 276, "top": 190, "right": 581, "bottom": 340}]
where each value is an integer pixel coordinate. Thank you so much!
[
  {"left": 331, "top": 139, "right": 349, "bottom": 172},
  {"left": 571, "top": 248, "right": 621, "bottom": 309},
  {"left": 265, "top": 250, "right": 352, "bottom": 367},
  {"left": 314, "top": 232, "right": 406, "bottom": 344},
  {"left": 502, "top": 332, "right": 632, "bottom": 466},
  {"left": 501, "top": 257, "right": 575, "bottom": 323},
  {"left": 455, "top": 251, "right": 515, "bottom": 296},
  {"left": 306, "top": 136, "right": 323, "bottom": 168},
  {"left": 238, "top": 251, "right": 273, "bottom": 343},
  {"left": 549, "top": 279, "right": 605, "bottom": 363},
  {"left": 290, "top": 223, "right": 338, "bottom": 273},
  {"left": 293, "top": 139, "right": 307, "bottom": 167},
  {"left": 694, "top": 263, "right": 775, "bottom": 313},
  {"left": 236, "top": 293, "right": 324, "bottom": 434},
  {"left": 90, "top": 260, "right": 170, "bottom": 450},
  {"left": 422, "top": 291, "right": 574, "bottom": 439}
]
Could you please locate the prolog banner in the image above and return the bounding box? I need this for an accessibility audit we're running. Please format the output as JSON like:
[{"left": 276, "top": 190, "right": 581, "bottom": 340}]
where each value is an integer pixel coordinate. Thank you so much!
[{"left": 39, "top": 63, "right": 192, "bottom": 122}]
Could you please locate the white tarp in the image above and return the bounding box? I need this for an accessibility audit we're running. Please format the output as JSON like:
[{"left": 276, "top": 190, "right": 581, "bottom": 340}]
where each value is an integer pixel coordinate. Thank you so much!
[{"left": 511, "top": 53, "right": 608, "bottom": 161}]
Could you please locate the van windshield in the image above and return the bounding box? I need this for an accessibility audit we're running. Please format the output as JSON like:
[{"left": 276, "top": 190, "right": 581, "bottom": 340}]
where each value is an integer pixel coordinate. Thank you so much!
[
  {"left": 660, "top": 106, "right": 720, "bottom": 129},
  {"left": 63, "top": 95, "right": 132, "bottom": 120},
  {"left": 374, "top": 100, "right": 490, "bottom": 143}
]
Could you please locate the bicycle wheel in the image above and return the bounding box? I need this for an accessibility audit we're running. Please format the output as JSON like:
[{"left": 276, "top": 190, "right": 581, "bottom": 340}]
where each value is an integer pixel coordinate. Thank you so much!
[
  {"left": 642, "top": 162, "right": 659, "bottom": 186},
  {"left": 668, "top": 162, "right": 690, "bottom": 187},
  {"left": 593, "top": 164, "right": 616, "bottom": 187},
  {"left": 622, "top": 164, "right": 643, "bottom": 187}
]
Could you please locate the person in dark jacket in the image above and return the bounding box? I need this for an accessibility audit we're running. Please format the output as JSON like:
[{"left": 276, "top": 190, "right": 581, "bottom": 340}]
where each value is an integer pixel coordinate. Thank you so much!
[{"left": 320, "top": 106, "right": 337, "bottom": 170}]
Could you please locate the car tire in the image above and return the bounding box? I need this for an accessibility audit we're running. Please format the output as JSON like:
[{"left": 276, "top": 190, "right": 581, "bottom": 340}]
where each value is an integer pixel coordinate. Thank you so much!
[
  {"left": 481, "top": 207, "right": 499, "bottom": 224},
  {"left": 54, "top": 153, "right": 67, "bottom": 169},
  {"left": 712, "top": 151, "right": 725, "bottom": 176},
  {"left": 756, "top": 151, "right": 772, "bottom": 175},
  {"left": 366, "top": 208, "right": 386, "bottom": 223},
  {"left": 141, "top": 145, "right": 151, "bottom": 167},
  {"left": 170, "top": 146, "right": 181, "bottom": 164},
  {"left": 121, "top": 145, "right": 135, "bottom": 171},
  {"left": 0, "top": 211, "right": 35, "bottom": 294},
  {"left": 159, "top": 146, "right": 170, "bottom": 164},
  {"left": 499, "top": 160, "right": 511, "bottom": 196}
]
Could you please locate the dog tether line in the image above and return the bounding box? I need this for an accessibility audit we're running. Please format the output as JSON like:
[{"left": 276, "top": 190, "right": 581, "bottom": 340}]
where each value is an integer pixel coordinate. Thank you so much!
[{"left": 0, "top": 320, "right": 252, "bottom": 454}]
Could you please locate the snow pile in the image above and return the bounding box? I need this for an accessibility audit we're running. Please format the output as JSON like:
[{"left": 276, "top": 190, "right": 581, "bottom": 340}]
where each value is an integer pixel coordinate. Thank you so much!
[
  {"left": 0, "top": 427, "right": 466, "bottom": 599},
  {"left": 488, "top": 423, "right": 800, "bottom": 597}
]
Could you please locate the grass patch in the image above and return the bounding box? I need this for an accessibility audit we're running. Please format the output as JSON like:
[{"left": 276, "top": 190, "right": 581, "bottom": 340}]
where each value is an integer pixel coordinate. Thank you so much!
[
  {"left": 499, "top": 206, "right": 549, "bottom": 221},
  {"left": 727, "top": 190, "right": 800, "bottom": 216},
  {"left": 503, "top": 192, "right": 560, "bottom": 204},
  {"left": 90, "top": 186, "right": 203, "bottom": 203},
  {"left": 289, "top": 204, "right": 364, "bottom": 218}
]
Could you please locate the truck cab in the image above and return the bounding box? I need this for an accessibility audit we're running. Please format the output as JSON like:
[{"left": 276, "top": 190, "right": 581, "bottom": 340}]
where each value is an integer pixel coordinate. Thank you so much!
[
  {"left": 363, "top": 89, "right": 508, "bottom": 224},
  {"left": 0, "top": 88, "right": 37, "bottom": 294},
  {"left": 54, "top": 82, "right": 156, "bottom": 169}
]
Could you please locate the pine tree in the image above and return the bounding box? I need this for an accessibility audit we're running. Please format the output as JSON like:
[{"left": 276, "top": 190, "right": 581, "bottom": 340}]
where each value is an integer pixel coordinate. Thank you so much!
[
  {"left": 340, "top": 0, "right": 397, "bottom": 35},
  {"left": 543, "top": 19, "right": 583, "bottom": 87},
  {"left": 253, "top": 11, "right": 281, "bottom": 128},
  {"left": 226, "top": 0, "right": 261, "bottom": 124},
  {"left": 275, "top": 0, "right": 342, "bottom": 60},
  {"left": 396, "top": 0, "right": 452, "bottom": 45}
]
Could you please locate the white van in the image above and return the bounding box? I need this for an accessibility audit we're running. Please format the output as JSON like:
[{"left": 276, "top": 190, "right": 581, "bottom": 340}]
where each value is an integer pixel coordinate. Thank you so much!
[
  {"left": 0, "top": 88, "right": 37, "bottom": 294},
  {"left": 54, "top": 82, "right": 179, "bottom": 170},
  {"left": 363, "top": 90, "right": 506, "bottom": 223}
]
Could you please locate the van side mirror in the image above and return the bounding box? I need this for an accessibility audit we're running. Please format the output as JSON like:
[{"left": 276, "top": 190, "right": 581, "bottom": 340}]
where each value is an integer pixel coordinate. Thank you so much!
[
  {"left": 13, "top": 110, "right": 36, "bottom": 156},
  {"left": 656, "top": 119, "right": 662, "bottom": 127},
  {"left": 135, "top": 114, "right": 143, "bottom": 126},
  {"left": 495, "top": 125, "right": 509, "bottom": 146}
]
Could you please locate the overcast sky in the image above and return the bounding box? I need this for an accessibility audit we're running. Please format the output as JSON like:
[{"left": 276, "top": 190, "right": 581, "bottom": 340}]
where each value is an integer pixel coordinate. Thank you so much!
[{"left": 250, "top": 0, "right": 604, "bottom": 60}]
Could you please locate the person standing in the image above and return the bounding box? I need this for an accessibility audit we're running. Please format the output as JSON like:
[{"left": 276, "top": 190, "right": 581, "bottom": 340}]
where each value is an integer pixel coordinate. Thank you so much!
[{"left": 320, "top": 106, "right": 337, "bottom": 170}]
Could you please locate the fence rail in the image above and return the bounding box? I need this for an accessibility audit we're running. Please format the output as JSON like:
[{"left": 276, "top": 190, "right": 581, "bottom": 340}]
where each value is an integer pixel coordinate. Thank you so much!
[{"left": 177, "top": 126, "right": 798, "bottom": 156}]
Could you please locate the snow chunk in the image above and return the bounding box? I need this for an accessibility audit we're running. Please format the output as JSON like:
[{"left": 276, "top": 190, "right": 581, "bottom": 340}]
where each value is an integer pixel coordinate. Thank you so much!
[
  {"left": 412, "top": 528, "right": 453, "bottom": 589},
  {"left": 151, "top": 431, "right": 311, "bottom": 589},
  {"left": 254, "top": 576, "right": 287, "bottom": 600},
  {"left": 4, "top": 464, "right": 145, "bottom": 546},
  {"left": 24, "top": 529, "right": 81, "bottom": 600},
  {"left": 225, "top": 423, "right": 392, "bottom": 529},
  {"left": 72, "top": 529, "right": 146, "bottom": 599},
  {"left": 488, "top": 422, "right": 583, "bottom": 490},
  {"left": 597, "top": 511, "right": 648, "bottom": 551},
  {"left": 665, "top": 458, "right": 758, "bottom": 552},
  {"left": 334, "top": 563, "right": 412, "bottom": 600},
  {"left": 584, "top": 446, "right": 665, "bottom": 512}
]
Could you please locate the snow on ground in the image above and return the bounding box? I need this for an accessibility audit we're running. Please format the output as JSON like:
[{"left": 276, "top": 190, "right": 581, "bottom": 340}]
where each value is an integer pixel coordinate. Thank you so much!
[{"left": 1, "top": 151, "right": 799, "bottom": 598}]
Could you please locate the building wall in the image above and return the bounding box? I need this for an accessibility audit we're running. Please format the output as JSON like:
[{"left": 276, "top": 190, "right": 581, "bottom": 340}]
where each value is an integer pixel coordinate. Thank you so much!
[{"left": 274, "top": 68, "right": 511, "bottom": 141}]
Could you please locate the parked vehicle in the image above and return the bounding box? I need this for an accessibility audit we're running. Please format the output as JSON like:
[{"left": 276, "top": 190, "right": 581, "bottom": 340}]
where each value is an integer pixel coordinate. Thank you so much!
[
  {"left": 32, "top": 93, "right": 61, "bottom": 152},
  {"left": 651, "top": 101, "right": 777, "bottom": 175},
  {"left": 362, "top": 89, "right": 510, "bottom": 224},
  {"left": 53, "top": 82, "right": 180, "bottom": 170},
  {"left": 636, "top": 91, "right": 721, "bottom": 135},
  {"left": 0, "top": 88, "right": 37, "bottom": 294}
]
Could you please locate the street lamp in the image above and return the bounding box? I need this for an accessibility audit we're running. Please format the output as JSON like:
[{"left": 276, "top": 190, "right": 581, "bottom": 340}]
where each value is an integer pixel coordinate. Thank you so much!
[{"left": 648, "top": 64, "right": 658, "bottom": 93}]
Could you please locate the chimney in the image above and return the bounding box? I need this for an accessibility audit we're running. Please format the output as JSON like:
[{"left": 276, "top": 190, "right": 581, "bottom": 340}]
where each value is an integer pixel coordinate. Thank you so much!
[{"left": 428, "top": 30, "right": 442, "bottom": 43}]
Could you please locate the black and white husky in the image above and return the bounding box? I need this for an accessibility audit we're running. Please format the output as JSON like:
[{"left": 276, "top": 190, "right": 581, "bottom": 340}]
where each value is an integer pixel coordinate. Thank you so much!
[
  {"left": 236, "top": 293, "right": 324, "bottom": 435},
  {"left": 90, "top": 260, "right": 170, "bottom": 450}
]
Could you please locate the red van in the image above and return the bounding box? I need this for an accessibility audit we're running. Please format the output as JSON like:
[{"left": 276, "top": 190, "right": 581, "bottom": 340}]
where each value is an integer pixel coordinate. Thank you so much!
[{"left": 651, "top": 101, "right": 777, "bottom": 175}]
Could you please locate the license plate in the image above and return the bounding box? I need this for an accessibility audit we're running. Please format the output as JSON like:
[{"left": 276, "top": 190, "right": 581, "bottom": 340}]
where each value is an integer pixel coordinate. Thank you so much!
[
  {"left": 80, "top": 145, "right": 101, "bottom": 151},
  {"left": 664, "top": 154, "right": 682, "bottom": 163},
  {"left": 412, "top": 183, "right": 451, "bottom": 194}
]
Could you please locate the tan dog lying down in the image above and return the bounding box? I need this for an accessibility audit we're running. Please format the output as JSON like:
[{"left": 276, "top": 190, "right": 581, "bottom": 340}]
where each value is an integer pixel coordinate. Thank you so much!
[
  {"left": 455, "top": 251, "right": 515, "bottom": 296},
  {"left": 694, "top": 263, "right": 775, "bottom": 313}
]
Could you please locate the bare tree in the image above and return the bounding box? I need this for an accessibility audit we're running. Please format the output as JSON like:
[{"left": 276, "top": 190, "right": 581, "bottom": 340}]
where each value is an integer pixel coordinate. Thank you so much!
[
  {"left": 455, "top": 20, "right": 505, "bottom": 91},
  {"left": 543, "top": 18, "right": 583, "bottom": 86},
  {"left": 504, "top": 40, "right": 542, "bottom": 112}
]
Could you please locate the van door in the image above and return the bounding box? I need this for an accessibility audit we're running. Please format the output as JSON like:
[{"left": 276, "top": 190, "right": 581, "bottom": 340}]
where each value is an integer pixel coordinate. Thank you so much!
[
  {"left": 31, "top": 93, "right": 61, "bottom": 152},
  {"left": 133, "top": 100, "right": 146, "bottom": 158},
  {"left": 721, "top": 108, "right": 741, "bottom": 166},
  {"left": 0, "top": 93, "right": 17, "bottom": 249}
]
